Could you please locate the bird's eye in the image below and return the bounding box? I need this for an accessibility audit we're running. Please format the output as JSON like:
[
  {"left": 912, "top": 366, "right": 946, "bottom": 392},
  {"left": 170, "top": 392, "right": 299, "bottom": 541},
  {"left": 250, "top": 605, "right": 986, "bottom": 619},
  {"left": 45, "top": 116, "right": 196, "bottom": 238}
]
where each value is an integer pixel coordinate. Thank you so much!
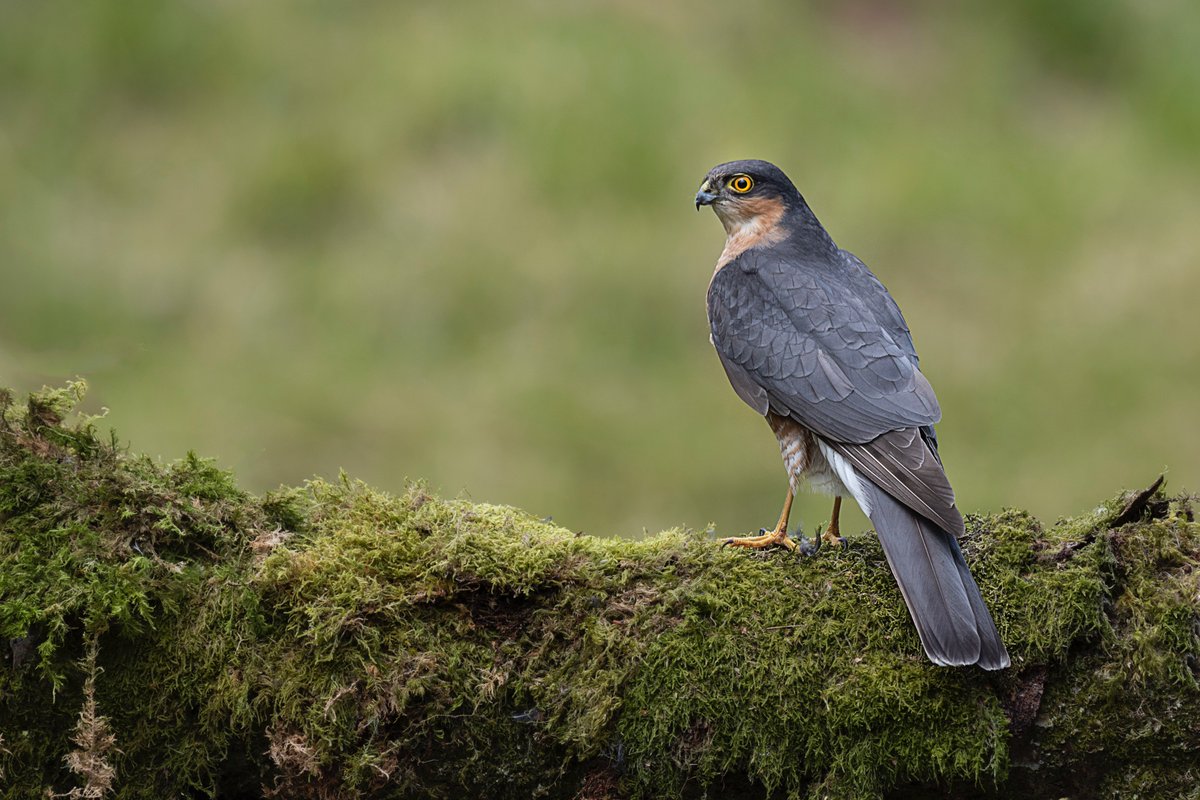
[{"left": 729, "top": 175, "right": 754, "bottom": 193}]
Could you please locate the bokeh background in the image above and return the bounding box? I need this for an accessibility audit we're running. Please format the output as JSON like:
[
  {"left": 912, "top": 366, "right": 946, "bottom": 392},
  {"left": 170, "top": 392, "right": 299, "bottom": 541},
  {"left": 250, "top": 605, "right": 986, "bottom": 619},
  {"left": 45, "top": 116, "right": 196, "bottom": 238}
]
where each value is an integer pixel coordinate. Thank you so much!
[{"left": 2, "top": 1, "right": 1198, "bottom": 539}]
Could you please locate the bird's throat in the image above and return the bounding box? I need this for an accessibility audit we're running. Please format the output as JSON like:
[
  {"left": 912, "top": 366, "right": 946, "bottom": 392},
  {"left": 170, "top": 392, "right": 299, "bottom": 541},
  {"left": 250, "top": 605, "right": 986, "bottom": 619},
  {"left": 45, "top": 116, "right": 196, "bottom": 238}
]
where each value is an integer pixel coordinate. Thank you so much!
[{"left": 715, "top": 199, "right": 787, "bottom": 269}]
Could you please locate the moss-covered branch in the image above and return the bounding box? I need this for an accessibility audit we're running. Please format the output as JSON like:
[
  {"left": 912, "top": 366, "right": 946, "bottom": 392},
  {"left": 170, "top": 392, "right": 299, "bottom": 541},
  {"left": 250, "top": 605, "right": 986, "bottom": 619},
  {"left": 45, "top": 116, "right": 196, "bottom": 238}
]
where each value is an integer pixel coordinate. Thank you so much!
[{"left": 2, "top": 384, "right": 1198, "bottom": 799}]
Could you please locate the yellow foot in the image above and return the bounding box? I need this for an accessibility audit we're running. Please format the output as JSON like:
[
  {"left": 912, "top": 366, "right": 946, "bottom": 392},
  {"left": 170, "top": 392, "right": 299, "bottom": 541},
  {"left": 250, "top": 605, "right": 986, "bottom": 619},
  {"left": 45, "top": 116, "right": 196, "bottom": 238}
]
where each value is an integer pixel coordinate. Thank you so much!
[
  {"left": 722, "top": 527, "right": 798, "bottom": 552},
  {"left": 819, "top": 522, "right": 847, "bottom": 550}
]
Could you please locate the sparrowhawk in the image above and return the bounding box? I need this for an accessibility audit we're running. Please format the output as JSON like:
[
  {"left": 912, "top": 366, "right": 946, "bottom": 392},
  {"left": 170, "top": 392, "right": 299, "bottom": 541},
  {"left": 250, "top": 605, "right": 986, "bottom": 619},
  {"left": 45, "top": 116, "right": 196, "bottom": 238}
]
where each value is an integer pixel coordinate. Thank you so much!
[{"left": 697, "top": 159, "right": 1009, "bottom": 670}]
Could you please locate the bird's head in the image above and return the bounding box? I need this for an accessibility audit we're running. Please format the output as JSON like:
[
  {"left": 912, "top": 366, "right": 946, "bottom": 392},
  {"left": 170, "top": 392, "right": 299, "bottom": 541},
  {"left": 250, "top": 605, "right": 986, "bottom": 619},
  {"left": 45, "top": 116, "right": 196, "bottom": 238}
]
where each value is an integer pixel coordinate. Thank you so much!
[{"left": 695, "top": 159, "right": 803, "bottom": 235}]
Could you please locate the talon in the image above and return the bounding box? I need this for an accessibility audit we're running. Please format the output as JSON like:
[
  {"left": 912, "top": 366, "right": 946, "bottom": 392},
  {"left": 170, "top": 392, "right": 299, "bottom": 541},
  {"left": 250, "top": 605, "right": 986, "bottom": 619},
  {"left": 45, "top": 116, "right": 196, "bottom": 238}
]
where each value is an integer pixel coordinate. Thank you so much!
[
  {"left": 817, "top": 530, "right": 846, "bottom": 550},
  {"left": 818, "top": 515, "right": 845, "bottom": 551},
  {"left": 722, "top": 527, "right": 798, "bottom": 552},
  {"left": 723, "top": 489, "right": 798, "bottom": 552}
]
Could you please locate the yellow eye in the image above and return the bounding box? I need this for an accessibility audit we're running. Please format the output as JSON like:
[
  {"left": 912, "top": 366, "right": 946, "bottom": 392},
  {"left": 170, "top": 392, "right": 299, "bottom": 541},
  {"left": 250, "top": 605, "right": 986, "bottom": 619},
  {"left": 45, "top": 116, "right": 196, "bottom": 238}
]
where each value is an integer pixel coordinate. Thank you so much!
[{"left": 729, "top": 175, "right": 754, "bottom": 193}]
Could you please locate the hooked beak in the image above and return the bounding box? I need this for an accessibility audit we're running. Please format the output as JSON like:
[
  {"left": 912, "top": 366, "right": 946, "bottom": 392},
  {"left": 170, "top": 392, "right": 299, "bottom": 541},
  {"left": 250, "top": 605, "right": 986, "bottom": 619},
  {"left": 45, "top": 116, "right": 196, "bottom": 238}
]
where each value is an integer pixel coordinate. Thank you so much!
[{"left": 695, "top": 180, "right": 718, "bottom": 210}]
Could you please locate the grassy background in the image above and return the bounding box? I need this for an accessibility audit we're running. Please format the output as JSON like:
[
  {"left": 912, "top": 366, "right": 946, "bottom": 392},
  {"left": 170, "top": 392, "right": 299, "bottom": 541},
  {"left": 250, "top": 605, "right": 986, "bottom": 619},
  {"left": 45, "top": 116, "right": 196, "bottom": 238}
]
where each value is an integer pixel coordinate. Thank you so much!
[{"left": 2, "top": 0, "right": 1198, "bottom": 538}]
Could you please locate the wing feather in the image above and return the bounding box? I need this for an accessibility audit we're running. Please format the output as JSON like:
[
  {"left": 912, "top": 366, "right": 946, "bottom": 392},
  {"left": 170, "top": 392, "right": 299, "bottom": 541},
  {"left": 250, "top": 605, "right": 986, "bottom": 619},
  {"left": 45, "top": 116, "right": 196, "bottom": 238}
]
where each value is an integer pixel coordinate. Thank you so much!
[
  {"left": 708, "top": 247, "right": 956, "bottom": 525},
  {"left": 827, "top": 429, "right": 962, "bottom": 535},
  {"left": 707, "top": 250, "right": 939, "bottom": 445}
]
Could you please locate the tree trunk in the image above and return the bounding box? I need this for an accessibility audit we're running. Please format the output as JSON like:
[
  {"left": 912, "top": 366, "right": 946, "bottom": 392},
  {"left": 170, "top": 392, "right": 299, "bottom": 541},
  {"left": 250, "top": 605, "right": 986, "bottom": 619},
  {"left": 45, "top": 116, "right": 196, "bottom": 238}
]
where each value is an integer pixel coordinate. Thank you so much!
[{"left": 2, "top": 385, "right": 1198, "bottom": 800}]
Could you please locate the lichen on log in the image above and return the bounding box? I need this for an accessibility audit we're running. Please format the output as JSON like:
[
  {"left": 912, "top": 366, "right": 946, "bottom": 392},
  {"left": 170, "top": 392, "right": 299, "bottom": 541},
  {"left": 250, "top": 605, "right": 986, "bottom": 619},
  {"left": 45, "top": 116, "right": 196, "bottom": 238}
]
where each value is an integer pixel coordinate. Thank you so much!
[{"left": 1, "top": 383, "right": 1198, "bottom": 799}]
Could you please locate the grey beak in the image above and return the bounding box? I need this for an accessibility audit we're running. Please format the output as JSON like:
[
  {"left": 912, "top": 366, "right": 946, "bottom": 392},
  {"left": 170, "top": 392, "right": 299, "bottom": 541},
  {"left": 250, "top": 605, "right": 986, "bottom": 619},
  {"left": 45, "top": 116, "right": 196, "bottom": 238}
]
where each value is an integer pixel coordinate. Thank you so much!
[{"left": 695, "top": 190, "right": 718, "bottom": 210}]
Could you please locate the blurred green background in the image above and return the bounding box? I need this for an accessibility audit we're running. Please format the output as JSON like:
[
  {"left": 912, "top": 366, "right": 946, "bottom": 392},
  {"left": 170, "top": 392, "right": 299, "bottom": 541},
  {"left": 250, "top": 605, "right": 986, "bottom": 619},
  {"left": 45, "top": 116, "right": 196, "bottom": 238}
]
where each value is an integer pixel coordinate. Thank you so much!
[{"left": 2, "top": 1, "right": 1198, "bottom": 539}]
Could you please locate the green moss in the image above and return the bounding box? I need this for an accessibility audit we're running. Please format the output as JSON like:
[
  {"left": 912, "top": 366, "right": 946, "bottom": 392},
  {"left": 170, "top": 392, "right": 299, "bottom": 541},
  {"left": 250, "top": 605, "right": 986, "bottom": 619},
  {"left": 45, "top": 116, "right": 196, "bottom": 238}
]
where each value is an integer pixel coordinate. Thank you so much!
[
  {"left": 1022, "top": 497, "right": 1200, "bottom": 797},
  {"left": 2, "top": 384, "right": 1198, "bottom": 799}
]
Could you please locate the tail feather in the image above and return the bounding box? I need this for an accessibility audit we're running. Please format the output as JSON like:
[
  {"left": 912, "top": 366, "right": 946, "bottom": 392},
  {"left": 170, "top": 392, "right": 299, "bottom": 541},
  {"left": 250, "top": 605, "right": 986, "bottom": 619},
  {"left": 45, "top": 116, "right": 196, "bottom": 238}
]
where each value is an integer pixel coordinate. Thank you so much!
[
  {"left": 861, "top": 482, "right": 1010, "bottom": 670},
  {"left": 945, "top": 535, "right": 1010, "bottom": 670}
]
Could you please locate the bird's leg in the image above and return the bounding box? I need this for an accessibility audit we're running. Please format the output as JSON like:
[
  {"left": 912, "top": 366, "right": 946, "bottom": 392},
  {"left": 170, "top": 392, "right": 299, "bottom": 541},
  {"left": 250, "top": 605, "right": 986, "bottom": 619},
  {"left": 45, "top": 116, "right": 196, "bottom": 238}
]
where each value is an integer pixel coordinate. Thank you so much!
[
  {"left": 722, "top": 489, "right": 797, "bottom": 551},
  {"left": 819, "top": 495, "right": 847, "bottom": 549}
]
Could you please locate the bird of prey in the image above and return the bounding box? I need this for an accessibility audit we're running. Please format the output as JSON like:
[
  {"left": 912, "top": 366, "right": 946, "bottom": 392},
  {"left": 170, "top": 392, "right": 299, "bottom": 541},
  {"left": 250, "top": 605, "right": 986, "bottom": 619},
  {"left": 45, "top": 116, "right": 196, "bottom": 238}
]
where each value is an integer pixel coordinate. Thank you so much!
[{"left": 696, "top": 159, "right": 1009, "bottom": 670}]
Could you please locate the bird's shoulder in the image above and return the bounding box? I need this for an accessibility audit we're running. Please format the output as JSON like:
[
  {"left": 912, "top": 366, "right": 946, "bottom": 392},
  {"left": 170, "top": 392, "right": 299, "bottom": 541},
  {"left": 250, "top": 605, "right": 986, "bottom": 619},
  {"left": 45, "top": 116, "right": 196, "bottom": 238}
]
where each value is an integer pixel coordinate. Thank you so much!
[
  {"left": 707, "top": 247, "right": 900, "bottom": 345},
  {"left": 836, "top": 249, "right": 919, "bottom": 362},
  {"left": 706, "top": 245, "right": 940, "bottom": 443},
  {"left": 707, "top": 246, "right": 828, "bottom": 313}
]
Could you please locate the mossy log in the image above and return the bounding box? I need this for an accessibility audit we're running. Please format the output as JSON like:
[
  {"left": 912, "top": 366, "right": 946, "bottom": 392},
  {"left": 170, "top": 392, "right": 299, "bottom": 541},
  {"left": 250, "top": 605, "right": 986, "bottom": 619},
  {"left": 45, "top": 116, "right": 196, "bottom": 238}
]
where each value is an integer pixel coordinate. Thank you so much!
[{"left": 2, "top": 384, "right": 1198, "bottom": 800}]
